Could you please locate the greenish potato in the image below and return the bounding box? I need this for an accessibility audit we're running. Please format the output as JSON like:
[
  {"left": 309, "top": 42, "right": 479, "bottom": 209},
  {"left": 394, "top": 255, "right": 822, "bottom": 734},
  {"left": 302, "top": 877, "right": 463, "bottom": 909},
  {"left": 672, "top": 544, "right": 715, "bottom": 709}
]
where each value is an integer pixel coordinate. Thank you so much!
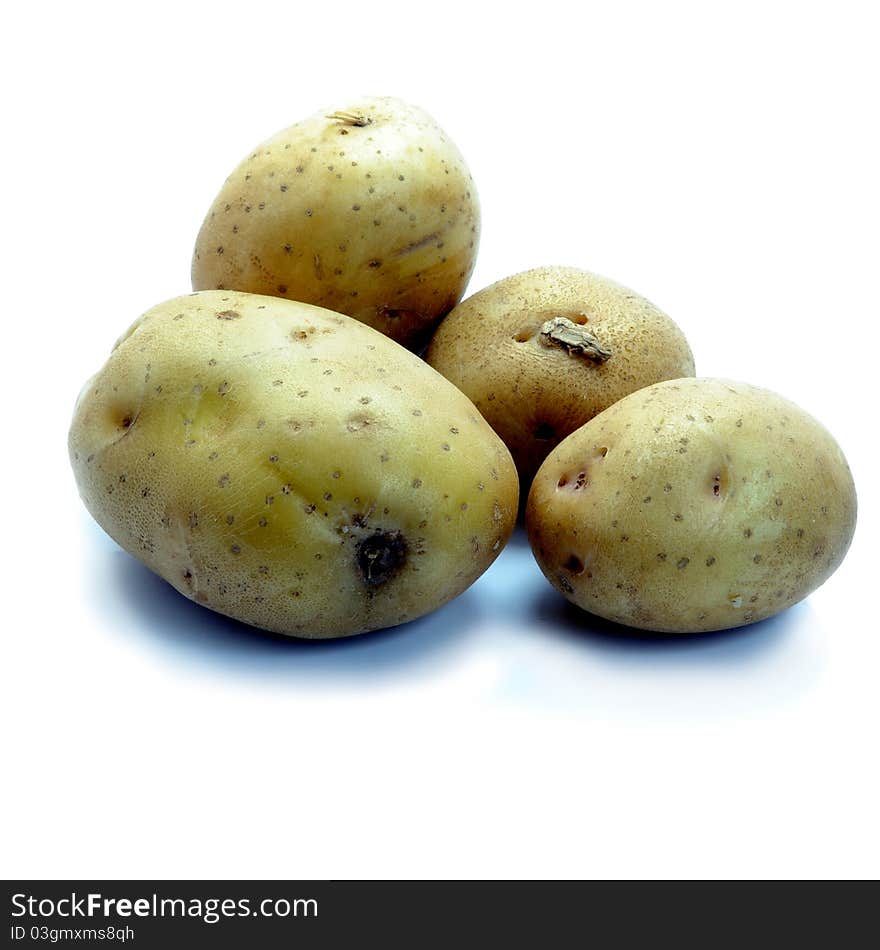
[
  {"left": 69, "top": 291, "right": 517, "bottom": 638},
  {"left": 192, "top": 96, "right": 480, "bottom": 350},
  {"left": 426, "top": 266, "right": 695, "bottom": 486},
  {"left": 526, "top": 378, "right": 856, "bottom": 633}
]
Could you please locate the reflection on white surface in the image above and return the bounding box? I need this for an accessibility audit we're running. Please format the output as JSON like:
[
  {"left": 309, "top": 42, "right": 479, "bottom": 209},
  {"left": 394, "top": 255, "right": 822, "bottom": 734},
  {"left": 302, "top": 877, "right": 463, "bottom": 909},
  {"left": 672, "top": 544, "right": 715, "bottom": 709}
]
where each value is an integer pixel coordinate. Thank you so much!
[{"left": 84, "top": 517, "right": 825, "bottom": 718}]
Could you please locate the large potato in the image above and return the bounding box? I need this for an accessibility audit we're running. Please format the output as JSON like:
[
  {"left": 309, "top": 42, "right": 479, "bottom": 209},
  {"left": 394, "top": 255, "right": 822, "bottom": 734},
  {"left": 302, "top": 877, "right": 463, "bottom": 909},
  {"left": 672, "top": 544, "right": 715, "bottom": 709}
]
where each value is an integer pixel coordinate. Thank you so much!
[
  {"left": 527, "top": 378, "right": 856, "bottom": 633},
  {"left": 426, "top": 266, "right": 695, "bottom": 485},
  {"left": 192, "top": 96, "right": 479, "bottom": 350},
  {"left": 69, "top": 291, "right": 517, "bottom": 638}
]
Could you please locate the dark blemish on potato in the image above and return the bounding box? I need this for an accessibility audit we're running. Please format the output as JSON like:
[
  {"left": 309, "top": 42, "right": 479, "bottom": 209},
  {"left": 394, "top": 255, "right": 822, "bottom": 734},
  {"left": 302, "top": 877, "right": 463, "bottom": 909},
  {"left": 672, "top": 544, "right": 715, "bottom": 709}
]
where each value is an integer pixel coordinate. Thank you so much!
[
  {"left": 230, "top": 544, "right": 241, "bottom": 555},
  {"left": 218, "top": 381, "right": 230, "bottom": 396},
  {"left": 564, "top": 554, "right": 584, "bottom": 575},
  {"left": 557, "top": 574, "right": 574, "bottom": 594},
  {"left": 216, "top": 309, "right": 241, "bottom": 320},
  {"left": 677, "top": 557, "right": 689, "bottom": 569},
  {"left": 753, "top": 554, "right": 763, "bottom": 564},
  {"left": 441, "top": 443, "right": 451, "bottom": 451},
  {"left": 664, "top": 483, "right": 672, "bottom": 493},
  {"left": 673, "top": 513, "right": 684, "bottom": 522},
  {"left": 706, "top": 556, "right": 716, "bottom": 566},
  {"left": 218, "top": 474, "right": 230, "bottom": 488},
  {"left": 259, "top": 518, "right": 268, "bottom": 527},
  {"left": 356, "top": 531, "right": 408, "bottom": 588},
  {"left": 744, "top": 528, "right": 753, "bottom": 538}
]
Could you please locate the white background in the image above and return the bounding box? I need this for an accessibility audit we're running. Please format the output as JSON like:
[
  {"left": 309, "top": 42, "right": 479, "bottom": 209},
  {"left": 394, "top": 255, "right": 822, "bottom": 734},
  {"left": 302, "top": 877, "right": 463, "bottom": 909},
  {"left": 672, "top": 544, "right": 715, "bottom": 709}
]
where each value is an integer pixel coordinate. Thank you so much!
[{"left": 3, "top": 0, "right": 878, "bottom": 879}]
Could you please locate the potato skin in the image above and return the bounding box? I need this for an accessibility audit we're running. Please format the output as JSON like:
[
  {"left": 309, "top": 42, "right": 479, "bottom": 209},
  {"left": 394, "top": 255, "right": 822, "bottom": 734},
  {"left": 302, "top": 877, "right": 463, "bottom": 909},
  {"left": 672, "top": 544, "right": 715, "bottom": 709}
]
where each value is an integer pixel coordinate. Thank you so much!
[
  {"left": 69, "top": 292, "right": 517, "bottom": 638},
  {"left": 527, "top": 378, "right": 857, "bottom": 633},
  {"left": 191, "top": 96, "right": 480, "bottom": 350},
  {"left": 426, "top": 266, "right": 695, "bottom": 485}
]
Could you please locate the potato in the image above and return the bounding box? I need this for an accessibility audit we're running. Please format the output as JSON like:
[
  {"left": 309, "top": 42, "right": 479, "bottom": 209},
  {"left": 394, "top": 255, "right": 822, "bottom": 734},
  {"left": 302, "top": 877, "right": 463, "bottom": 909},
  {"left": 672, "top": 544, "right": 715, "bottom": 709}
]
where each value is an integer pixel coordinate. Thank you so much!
[
  {"left": 69, "top": 291, "right": 517, "bottom": 638},
  {"left": 527, "top": 378, "right": 856, "bottom": 633},
  {"left": 191, "top": 96, "right": 479, "bottom": 350},
  {"left": 426, "top": 266, "right": 695, "bottom": 485}
]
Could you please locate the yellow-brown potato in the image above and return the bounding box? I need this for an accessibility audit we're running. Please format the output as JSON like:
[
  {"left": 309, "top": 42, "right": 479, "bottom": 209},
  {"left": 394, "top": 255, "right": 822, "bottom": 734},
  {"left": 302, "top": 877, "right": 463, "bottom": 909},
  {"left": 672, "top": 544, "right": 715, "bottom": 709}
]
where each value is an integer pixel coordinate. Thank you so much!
[
  {"left": 69, "top": 291, "right": 517, "bottom": 638},
  {"left": 527, "top": 378, "right": 856, "bottom": 633},
  {"left": 192, "top": 96, "right": 480, "bottom": 350},
  {"left": 426, "top": 266, "right": 695, "bottom": 485}
]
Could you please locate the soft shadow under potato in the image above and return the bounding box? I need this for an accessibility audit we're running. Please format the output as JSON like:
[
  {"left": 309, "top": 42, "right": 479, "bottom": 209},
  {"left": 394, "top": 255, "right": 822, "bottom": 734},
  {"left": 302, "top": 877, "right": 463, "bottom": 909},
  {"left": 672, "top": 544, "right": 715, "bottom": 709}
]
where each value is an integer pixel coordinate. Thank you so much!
[
  {"left": 530, "top": 581, "right": 809, "bottom": 661},
  {"left": 103, "top": 549, "right": 486, "bottom": 680}
]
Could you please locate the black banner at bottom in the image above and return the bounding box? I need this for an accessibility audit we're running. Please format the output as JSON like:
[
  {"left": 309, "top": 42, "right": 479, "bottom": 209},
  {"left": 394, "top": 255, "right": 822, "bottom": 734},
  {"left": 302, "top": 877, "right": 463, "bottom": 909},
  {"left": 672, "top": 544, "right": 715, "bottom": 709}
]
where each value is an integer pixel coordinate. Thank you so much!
[{"left": 2, "top": 880, "right": 875, "bottom": 948}]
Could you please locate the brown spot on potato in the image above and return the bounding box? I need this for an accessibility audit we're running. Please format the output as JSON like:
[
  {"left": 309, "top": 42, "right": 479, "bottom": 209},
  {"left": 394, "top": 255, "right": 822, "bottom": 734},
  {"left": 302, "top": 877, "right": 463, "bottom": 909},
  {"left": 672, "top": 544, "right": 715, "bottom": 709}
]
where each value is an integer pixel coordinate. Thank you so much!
[{"left": 356, "top": 531, "right": 408, "bottom": 588}]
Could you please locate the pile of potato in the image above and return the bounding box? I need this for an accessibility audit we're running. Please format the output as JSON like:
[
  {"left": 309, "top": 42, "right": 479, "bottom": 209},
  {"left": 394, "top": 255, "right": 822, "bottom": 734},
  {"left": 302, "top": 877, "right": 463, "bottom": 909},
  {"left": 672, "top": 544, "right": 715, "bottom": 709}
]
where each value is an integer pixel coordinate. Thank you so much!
[{"left": 69, "top": 96, "right": 857, "bottom": 638}]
